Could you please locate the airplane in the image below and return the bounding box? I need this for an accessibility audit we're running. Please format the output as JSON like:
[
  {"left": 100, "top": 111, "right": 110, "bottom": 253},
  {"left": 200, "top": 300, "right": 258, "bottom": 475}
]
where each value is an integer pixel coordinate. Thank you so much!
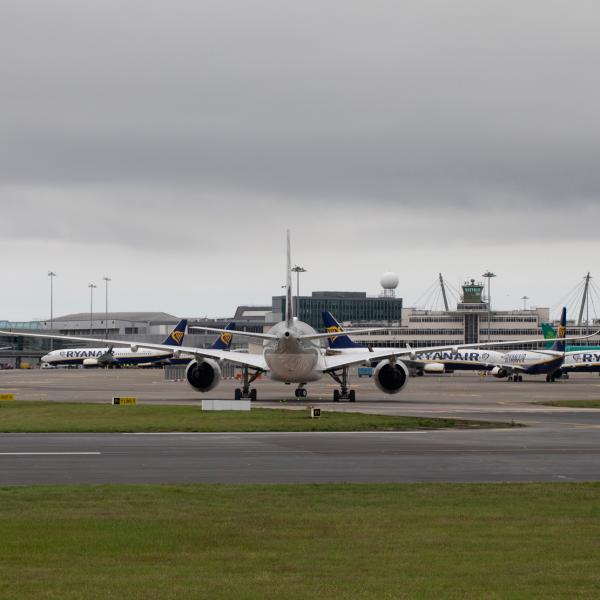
[
  {"left": 40, "top": 319, "right": 188, "bottom": 367},
  {"left": 2, "top": 233, "right": 598, "bottom": 400},
  {"left": 486, "top": 307, "right": 570, "bottom": 382},
  {"left": 538, "top": 322, "right": 600, "bottom": 377},
  {"left": 321, "top": 311, "right": 507, "bottom": 375}
]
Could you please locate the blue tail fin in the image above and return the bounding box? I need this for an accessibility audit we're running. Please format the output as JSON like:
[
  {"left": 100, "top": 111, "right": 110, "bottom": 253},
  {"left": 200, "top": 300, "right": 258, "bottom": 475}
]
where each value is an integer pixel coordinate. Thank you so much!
[
  {"left": 322, "top": 311, "right": 363, "bottom": 349},
  {"left": 551, "top": 308, "right": 567, "bottom": 352},
  {"left": 162, "top": 319, "right": 188, "bottom": 346},
  {"left": 210, "top": 322, "right": 236, "bottom": 350}
]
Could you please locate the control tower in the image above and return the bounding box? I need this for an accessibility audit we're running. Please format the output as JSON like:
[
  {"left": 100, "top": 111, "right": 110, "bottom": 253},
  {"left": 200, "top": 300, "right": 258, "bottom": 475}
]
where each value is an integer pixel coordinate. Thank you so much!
[
  {"left": 456, "top": 279, "right": 489, "bottom": 344},
  {"left": 457, "top": 279, "right": 488, "bottom": 310}
]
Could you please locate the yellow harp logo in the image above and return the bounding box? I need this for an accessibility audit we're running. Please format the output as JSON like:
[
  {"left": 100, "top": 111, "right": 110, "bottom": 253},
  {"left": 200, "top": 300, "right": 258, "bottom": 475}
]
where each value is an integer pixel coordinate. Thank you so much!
[
  {"left": 220, "top": 332, "right": 233, "bottom": 346},
  {"left": 326, "top": 325, "right": 342, "bottom": 342},
  {"left": 171, "top": 331, "right": 184, "bottom": 344}
]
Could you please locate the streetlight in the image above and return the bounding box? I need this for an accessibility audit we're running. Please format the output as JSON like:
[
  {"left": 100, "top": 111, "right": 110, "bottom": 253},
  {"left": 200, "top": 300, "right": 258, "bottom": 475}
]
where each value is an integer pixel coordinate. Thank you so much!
[
  {"left": 88, "top": 283, "right": 97, "bottom": 334},
  {"left": 48, "top": 271, "right": 57, "bottom": 351},
  {"left": 482, "top": 271, "right": 496, "bottom": 343},
  {"left": 103, "top": 276, "right": 111, "bottom": 338},
  {"left": 291, "top": 265, "right": 307, "bottom": 318}
]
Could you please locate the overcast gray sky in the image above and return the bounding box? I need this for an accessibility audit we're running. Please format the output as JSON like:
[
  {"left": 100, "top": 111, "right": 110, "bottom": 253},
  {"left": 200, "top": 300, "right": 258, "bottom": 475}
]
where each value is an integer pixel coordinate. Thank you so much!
[{"left": 1, "top": 0, "right": 599, "bottom": 321}]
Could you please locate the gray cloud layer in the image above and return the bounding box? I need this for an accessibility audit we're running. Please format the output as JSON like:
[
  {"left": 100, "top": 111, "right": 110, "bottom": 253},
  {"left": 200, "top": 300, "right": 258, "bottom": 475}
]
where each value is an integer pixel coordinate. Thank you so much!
[{"left": 1, "top": 1, "right": 599, "bottom": 320}]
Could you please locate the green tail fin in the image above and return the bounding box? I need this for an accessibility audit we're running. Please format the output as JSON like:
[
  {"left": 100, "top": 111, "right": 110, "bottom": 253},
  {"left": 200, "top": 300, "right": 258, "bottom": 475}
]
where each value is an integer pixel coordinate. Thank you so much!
[{"left": 540, "top": 323, "right": 557, "bottom": 349}]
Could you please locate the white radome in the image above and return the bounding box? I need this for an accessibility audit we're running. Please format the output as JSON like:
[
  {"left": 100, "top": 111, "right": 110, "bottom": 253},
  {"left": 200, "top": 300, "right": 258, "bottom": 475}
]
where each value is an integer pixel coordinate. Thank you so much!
[{"left": 380, "top": 272, "right": 399, "bottom": 290}]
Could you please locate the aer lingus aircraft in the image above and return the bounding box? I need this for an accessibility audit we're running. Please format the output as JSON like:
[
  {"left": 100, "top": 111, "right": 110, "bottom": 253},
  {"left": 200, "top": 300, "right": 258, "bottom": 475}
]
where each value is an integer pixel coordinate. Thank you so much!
[{"left": 2, "top": 233, "right": 598, "bottom": 401}]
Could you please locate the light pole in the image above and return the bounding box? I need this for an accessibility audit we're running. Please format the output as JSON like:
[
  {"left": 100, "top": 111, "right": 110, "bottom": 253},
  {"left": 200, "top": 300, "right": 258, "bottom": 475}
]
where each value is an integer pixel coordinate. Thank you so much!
[
  {"left": 103, "top": 276, "right": 111, "bottom": 339},
  {"left": 521, "top": 295, "right": 529, "bottom": 311},
  {"left": 482, "top": 271, "right": 496, "bottom": 343},
  {"left": 48, "top": 271, "right": 57, "bottom": 351},
  {"left": 88, "top": 283, "right": 97, "bottom": 334},
  {"left": 291, "top": 265, "right": 307, "bottom": 318}
]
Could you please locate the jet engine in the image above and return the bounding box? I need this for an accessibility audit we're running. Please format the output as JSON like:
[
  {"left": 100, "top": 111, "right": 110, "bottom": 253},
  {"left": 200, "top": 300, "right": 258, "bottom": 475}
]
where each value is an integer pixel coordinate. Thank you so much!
[
  {"left": 373, "top": 360, "right": 409, "bottom": 394},
  {"left": 423, "top": 363, "right": 445, "bottom": 374},
  {"left": 83, "top": 358, "right": 99, "bottom": 368},
  {"left": 186, "top": 359, "right": 221, "bottom": 392},
  {"left": 491, "top": 366, "right": 508, "bottom": 378}
]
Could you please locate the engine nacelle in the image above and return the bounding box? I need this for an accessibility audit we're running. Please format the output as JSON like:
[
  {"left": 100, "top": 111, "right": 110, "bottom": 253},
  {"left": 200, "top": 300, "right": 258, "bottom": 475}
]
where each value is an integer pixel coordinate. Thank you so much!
[
  {"left": 491, "top": 366, "right": 508, "bottom": 378},
  {"left": 186, "top": 359, "right": 221, "bottom": 392},
  {"left": 373, "top": 360, "right": 409, "bottom": 394},
  {"left": 423, "top": 362, "right": 445, "bottom": 374},
  {"left": 82, "top": 358, "right": 99, "bottom": 368}
]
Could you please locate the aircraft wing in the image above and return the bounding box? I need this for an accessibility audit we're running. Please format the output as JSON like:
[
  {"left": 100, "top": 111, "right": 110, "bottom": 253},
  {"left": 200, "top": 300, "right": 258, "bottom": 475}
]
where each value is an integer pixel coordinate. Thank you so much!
[
  {"left": 0, "top": 330, "right": 268, "bottom": 371},
  {"left": 189, "top": 326, "right": 277, "bottom": 340},
  {"left": 322, "top": 349, "right": 408, "bottom": 371}
]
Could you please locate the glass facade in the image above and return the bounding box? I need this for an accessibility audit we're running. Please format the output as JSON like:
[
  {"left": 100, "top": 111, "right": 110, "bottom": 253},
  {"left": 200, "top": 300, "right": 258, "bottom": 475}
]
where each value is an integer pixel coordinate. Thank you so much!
[{"left": 274, "top": 292, "right": 402, "bottom": 330}]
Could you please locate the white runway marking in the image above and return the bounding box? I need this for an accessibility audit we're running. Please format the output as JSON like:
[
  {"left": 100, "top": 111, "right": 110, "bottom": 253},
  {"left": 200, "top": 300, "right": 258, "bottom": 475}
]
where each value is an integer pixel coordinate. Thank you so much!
[{"left": 0, "top": 452, "right": 101, "bottom": 456}]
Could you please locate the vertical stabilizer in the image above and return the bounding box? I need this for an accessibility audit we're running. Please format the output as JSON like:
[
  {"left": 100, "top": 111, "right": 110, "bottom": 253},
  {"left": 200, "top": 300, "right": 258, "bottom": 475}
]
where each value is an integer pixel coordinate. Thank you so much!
[
  {"left": 210, "top": 322, "right": 236, "bottom": 350},
  {"left": 322, "top": 311, "right": 362, "bottom": 349},
  {"left": 286, "top": 230, "right": 294, "bottom": 325},
  {"left": 162, "top": 319, "right": 188, "bottom": 346},
  {"left": 551, "top": 307, "right": 567, "bottom": 353}
]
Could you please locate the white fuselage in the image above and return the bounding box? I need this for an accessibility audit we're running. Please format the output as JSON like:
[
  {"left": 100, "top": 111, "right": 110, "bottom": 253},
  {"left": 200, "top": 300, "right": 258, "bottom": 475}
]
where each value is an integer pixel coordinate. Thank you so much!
[
  {"left": 499, "top": 350, "right": 564, "bottom": 374},
  {"left": 263, "top": 320, "right": 323, "bottom": 382},
  {"left": 562, "top": 350, "right": 600, "bottom": 372},
  {"left": 41, "top": 346, "right": 173, "bottom": 366}
]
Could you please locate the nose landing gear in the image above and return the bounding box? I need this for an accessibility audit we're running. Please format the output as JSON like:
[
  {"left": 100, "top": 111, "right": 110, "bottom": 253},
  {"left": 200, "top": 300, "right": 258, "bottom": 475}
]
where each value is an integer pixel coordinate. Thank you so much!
[{"left": 294, "top": 385, "right": 308, "bottom": 398}]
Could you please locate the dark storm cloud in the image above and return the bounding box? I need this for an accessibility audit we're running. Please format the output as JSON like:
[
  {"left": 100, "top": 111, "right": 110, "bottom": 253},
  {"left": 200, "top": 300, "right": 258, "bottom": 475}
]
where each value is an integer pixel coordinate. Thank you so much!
[{"left": 1, "top": 1, "right": 599, "bottom": 319}]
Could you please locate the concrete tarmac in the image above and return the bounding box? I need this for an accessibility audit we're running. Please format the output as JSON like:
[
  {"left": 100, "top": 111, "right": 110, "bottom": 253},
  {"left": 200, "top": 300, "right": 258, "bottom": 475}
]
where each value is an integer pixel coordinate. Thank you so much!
[{"left": 1, "top": 369, "right": 600, "bottom": 485}]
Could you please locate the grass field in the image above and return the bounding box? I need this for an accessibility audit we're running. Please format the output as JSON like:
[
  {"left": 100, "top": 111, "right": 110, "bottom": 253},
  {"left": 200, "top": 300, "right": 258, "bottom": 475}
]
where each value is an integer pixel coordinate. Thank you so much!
[
  {"left": 0, "top": 401, "right": 509, "bottom": 432},
  {"left": 0, "top": 483, "right": 599, "bottom": 599},
  {"left": 542, "top": 400, "right": 600, "bottom": 409}
]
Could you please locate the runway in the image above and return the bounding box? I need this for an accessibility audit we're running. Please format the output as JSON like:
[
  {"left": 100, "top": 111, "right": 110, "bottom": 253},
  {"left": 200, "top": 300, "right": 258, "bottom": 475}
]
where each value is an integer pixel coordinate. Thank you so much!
[
  {"left": 2, "top": 426, "right": 600, "bottom": 485},
  {"left": 1, "top": 369, "right": 600, "bottom": 485}
]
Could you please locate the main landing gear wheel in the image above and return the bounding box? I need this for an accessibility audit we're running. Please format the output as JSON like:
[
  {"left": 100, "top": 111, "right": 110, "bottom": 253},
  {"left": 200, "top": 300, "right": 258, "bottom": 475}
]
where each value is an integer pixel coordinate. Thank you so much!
[
  {"left": 235, "top": 366, "right": 261, "bottom": 400},
  {"left": 328, "top": 368, "right": 356, "bottom": 402},
  {"left": 294, "top": 387, "right": 307, "bottom": 398},
  {"left": 545, "top": 374, "right": 556, "bottom": 383}
]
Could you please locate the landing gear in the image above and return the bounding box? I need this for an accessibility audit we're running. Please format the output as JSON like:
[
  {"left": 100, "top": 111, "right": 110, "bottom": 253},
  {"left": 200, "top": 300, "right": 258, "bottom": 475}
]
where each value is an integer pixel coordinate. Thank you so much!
[
  {"left": 545, "top": 373, "right": 557, "bottom": 383},
  {"left": 294, "top": 385, "right": 308, "bottom": 399},
  {"left": 328, "top": 368, "right": 356, "bottom": 402},
  {"left": 235, "top": 366, "right": 261, "bottom": 400},
  {"left": 508, "top": 375, "right": 523, "bottom": 382}
]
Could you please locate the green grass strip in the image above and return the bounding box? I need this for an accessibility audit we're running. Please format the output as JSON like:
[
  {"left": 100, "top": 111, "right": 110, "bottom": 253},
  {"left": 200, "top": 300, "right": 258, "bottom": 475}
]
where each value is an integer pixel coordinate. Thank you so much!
[
  {"left": 0, "top": 483, "right": 599, "bottom": 599},
  {"left": 0, "top": 401, "right": 511, "bottom": 432},
  {"left": 541, "top": 400, "right": 600, "bottom": 409}
]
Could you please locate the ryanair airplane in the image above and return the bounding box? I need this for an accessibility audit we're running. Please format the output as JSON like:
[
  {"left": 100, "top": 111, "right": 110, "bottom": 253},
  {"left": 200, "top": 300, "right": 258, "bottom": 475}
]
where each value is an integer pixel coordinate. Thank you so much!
[
  {"left": 41, "top": 320, "right": 189, "bottom": 367},
  {"left": 3, "top": 233, "right": 597, "bottom": 400}
]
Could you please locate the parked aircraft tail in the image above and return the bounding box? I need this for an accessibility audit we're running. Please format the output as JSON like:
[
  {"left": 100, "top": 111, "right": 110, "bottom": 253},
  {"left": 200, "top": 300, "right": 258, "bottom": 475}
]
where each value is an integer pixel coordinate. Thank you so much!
[
  {"left": 322, "top": 311, "right": 363, "bottom": 349},
  {"left": 161, "top": 319, "right": 188, "bottom": 346},
  {"left": 550, "top": 308, "right": 567, "bottom": 353},
  {"left": 210, "top": 322, "right": 236, "bottom": 350},
  {"left": 286, "top": 229, "right": 294, "bottom": 326}
]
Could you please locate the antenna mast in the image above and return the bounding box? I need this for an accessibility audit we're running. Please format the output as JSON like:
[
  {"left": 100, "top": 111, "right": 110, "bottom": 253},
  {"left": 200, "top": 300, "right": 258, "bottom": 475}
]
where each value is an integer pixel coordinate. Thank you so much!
[
  {"left": 439, "top": 273, "right": 449, "bottom": 312},
  {"left": 577, "top": 272, "right": 591, "bottom": 326}
]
